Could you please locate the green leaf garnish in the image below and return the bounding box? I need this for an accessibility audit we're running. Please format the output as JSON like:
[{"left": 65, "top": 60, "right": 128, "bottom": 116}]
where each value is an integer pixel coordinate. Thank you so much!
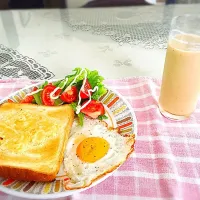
[
  {"left": 39, "top": 81, "right": 48, "bottom": 89},
  {"left": 53, "top": 80, "right": 62, "bottom": 87},
  {"left": 98, "top": 115, "right": 108, "bottom": 120},
  {"left": 86, "top": 70, "right": 104, "bottom": 88},
  {"left": 87, "top": 70, "right": 107, "bottom": 100},
  {"left": 63, "top": 68, "right": 86, "bottom": 90},
  {"left": 54, "top": 98, "right": 64, "bottom": 106},
  {"left": 78, "top": 112, "right": 84, "bottom": 126},
  {"left": 32, "top": 68, "right": 107, "bottom": 126},
  {"left": 70, "top": 102, "right": 78, "bottom": 111},
  {"left": 91, "top": 83, "right": 107, "bottom": 100},
  {"left": 33, "top": 81, "right": 48, "bottom": 105},
  {"left": 61, "top": 68, "right": 107, "bottom": 100},
  {"left": 33, "top": 92, "right": 42, "bottom": 105}
]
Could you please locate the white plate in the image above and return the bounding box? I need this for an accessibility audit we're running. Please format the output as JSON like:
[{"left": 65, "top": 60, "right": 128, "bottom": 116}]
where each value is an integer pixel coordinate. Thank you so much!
[{"left": 0, "top": 80, "right": 137, "bottom": 199}]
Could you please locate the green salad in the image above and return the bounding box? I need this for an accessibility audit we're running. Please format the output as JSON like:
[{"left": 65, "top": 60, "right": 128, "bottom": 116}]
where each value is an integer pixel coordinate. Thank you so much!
[{"left": 17, "top": 68, "right": 108, "bottom": 125}]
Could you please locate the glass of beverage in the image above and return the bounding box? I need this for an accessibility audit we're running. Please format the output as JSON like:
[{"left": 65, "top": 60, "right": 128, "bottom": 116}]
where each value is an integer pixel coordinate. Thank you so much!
[{"left": 159, "top": 15, "right": 200, "bottom": 120}]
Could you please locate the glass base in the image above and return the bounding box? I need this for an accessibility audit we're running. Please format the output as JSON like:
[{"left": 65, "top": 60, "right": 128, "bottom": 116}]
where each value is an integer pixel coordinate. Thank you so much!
[{"left": 158, "top": 104, "right": 190, "bottom": 121}]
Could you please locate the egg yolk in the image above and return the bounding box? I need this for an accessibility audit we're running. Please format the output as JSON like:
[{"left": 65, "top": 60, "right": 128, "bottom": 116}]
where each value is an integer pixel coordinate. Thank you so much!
[{"left": 76, "top": 137, "right": 110, "bottom": 163}]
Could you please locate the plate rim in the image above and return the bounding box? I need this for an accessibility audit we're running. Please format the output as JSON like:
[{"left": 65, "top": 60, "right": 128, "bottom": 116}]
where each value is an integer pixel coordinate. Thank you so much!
[{"left": 0, "top": 79, "right": 137, "bottom": 199}]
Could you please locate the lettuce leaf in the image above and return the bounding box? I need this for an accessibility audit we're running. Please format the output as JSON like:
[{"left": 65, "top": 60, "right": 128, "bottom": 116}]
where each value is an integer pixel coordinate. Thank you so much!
[
  {"left": 63, "top": 68, "right": 107, "bottom": 100},
  {"left": 91, "top": 83, "right": 107, "bottom": 100},
  {"left": 86, "top": 70, "right": 104, "bottom": 88},
  {"left": 87, "top": 70, "right": 107, "bottom": 100}
]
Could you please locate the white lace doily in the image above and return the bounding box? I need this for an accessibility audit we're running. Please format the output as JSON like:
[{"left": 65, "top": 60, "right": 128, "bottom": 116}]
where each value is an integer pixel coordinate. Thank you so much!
[{"left": 0, "top": 45, "right": 54, "bottom": 80}]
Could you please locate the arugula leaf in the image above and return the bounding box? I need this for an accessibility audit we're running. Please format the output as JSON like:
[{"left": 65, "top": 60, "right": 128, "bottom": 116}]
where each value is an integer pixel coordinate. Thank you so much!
[
  {"left": 53, "top": 80, "right": 62, "bottom": 87},
  {"left": 58, "top": 80, "right": 67, "bottom": 90},
  {"left": 70, "top": 102, "right": 85, "bottom": 126},
  {"left": 34, "top": 81, "right": 48, "bottom": 105},
  {"left": 70, "top": 102, "right": 78, "bottom": 111},
  {"left": 78, "top": 112, "right": 84, "bottom": 126},
  {"left": 33, "top": 92, "right": 42, "bottom": 105},
  {"left": 98, "top": 114, "right": 108, "bottom": 120},
  {"left": 52, "top": 79, "right": 70, "bottom": 92},
  {"left": 63, "top": 68, "right": 86, "bottom": 90}
]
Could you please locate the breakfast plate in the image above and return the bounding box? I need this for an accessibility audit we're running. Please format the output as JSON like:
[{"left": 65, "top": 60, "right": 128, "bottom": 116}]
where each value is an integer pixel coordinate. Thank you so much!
[{"left": 0, "top": 76, "right": 137, "bottom": 199}]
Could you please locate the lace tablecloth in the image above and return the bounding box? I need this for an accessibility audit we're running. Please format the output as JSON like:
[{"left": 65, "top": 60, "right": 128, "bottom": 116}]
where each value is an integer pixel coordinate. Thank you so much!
[{"left": 0, "top": 5, "right": 200, "bottom": 79}]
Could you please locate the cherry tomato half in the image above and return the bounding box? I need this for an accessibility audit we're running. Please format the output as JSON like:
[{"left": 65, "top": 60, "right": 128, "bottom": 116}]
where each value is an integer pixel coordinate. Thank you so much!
[
  {"left": 81, "top": 99, "right": 105, "bottom": 119},
  {"left": 60, "top": 86, "right": 78, "bottom": 103},
  {"left": 80, "top": 79, "right": 92, "bottom": 99},
  {"left": 20, "top": 87, "right": 38, "bottom": 104},
  {"left": 41, "top": 85, "right": 61, "bottom": 106}
]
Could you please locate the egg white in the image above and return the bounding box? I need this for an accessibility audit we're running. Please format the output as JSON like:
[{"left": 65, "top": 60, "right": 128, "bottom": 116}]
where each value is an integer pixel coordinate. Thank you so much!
[{"left": 64, "top": 118, "right": 135, "bottom": 190}]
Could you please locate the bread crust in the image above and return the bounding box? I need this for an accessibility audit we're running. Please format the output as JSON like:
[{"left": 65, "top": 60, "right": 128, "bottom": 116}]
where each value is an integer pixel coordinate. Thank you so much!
[
  {"left": 0, "top": 103, "right": 74, "bottom": 182},
  {"left": 0, "top": 166, "right": 56, "bottom": 182}
]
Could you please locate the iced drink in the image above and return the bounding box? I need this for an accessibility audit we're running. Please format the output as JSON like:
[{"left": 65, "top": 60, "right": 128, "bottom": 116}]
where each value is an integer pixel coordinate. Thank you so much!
[{"left": 159, "top": 34, "right": 200, "bottom": 119}]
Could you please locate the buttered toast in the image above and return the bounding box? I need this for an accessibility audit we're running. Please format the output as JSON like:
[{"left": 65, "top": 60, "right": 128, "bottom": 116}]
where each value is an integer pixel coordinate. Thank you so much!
[{"left": 0, "top": 103, "right": 74, "bottom": 182}]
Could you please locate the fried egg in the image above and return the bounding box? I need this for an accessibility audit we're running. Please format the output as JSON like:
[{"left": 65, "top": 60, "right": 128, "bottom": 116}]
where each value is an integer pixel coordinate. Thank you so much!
[{"left": 64, "top": 118, "right": 135, "bottom": 190}]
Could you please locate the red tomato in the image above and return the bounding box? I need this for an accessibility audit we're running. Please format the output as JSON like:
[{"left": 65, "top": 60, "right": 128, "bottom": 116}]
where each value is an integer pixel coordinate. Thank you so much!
[
  {"left": 81, "top": 100, "right": 105, "bottom": 119},
  {"left": 80, "top": 79, "right": 92, "bottom": 99},
  {"left": 32, "top": 87, "right": 38, "bottom": 92},
  {"left": 8, "top": 99, "right": 14, "bottom": 103},
  {"left": 41, "top": 85, "right": 61, "bottom": 106},
  {"left": 60, "top": 86, "right": 78, "bottom": 103},
  {"left": 20, "top": 87, "right": 38, "bottom": 104}
]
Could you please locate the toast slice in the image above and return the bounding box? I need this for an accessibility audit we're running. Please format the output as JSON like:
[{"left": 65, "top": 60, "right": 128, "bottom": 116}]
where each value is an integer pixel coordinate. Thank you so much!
[{"left": 0, "top": 103, "right": 74, "bottom": 182}]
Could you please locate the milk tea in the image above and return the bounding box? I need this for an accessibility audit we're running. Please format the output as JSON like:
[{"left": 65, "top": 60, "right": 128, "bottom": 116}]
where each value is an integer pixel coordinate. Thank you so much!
[{"left": 159, "top": 34, "right": 200, "bottom": 117}]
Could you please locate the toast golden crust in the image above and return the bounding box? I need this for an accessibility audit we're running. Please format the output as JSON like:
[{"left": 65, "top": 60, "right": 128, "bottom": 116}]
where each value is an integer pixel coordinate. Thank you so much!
[
  {"left": 0, "top": 103, "right": 74, "bottom": 182},
  {"left": 0, "top": 166, "right": 56, "bottom": 182}
]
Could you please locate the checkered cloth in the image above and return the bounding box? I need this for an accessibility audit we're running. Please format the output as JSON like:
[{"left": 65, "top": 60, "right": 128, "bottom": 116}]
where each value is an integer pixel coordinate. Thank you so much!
[{"left": 0, "top": 77, "right": 200, "bottom": 200}]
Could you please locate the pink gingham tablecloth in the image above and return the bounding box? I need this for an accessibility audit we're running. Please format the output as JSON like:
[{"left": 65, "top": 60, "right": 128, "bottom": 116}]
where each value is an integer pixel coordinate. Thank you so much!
[{"left": 1, "top": 77, "right": 200, "bottom": 200}]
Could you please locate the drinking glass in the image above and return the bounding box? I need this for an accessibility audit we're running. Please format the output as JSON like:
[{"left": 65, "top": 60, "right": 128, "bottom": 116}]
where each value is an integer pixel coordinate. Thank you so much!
[{"left": 159, "top": 15, "right": 200, "bottom": 120}]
